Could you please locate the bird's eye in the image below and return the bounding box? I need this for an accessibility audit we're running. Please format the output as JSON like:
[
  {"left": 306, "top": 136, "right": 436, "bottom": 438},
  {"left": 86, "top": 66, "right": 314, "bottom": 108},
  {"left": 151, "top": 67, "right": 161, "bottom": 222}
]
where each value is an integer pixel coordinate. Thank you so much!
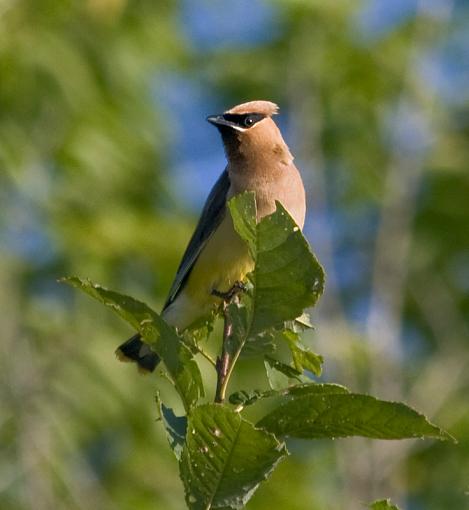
[{"left": 244, "top": 115, "right": 255, "bottom": 127}]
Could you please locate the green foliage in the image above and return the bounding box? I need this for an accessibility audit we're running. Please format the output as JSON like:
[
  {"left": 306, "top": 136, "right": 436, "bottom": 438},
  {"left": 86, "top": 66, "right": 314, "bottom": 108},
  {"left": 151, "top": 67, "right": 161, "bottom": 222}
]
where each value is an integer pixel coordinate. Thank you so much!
[
  {"left": 281, "top": 329, "right": 323, "bottom": 376},
  {"left": 1, "top": 2, "right": 467, "bottom": 509},
  {"left": 369, "top": 499, "right": 401, "bottom": 510},
  {"left": 62, "top": 276, "right": 204, "bottom": 410},
  {"left": 228, "top": 193, "right": 325, "bottom": 336},
  {"left": 257, "top": 392, "right": 452, "bottom": 441},
  {"left": 180, "top": 404, "right": 286, "bottom": 510},
  {"left": 64, "top": 194, "right": 451, "bottom": 509},
  {"left": 157, "top": 395, "right": 187, "bottom": 461},
  {"left": 229, "top": 383, "right": 349, "bottom": 410}
]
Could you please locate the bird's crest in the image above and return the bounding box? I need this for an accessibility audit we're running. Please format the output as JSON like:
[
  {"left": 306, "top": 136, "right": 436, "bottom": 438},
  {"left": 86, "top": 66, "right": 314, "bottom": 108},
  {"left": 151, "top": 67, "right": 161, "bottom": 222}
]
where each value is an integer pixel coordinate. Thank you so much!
[{"left": 226, "top": 100, "right": 279, "bottom": 117}]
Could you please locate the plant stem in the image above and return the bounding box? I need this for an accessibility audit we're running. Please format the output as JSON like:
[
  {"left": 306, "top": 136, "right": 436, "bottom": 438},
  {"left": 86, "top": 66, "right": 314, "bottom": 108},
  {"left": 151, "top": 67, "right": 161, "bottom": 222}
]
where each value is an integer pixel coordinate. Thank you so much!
[
  {"left": 213, "top": 282, "right": 247, "bottom": 403},
  {"left": 196, "top": 346, "right": 217, "bottom": 368},
  {"left": 215, "top": 302, "right": 232, "bottom": 403},
  {"left": 217, "top": 343, "right": 243, "bottom": 404}
]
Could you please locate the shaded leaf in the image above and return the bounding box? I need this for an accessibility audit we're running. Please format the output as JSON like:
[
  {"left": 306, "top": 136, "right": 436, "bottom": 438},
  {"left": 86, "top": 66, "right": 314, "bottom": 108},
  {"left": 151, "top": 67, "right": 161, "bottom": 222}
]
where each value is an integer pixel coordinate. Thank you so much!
[
  {"left": 264, "top": 357, "right": 295, "bottom": 390},
  {"left": 186, "top": 311, "right": 217, "bottom": 346},
  {"left": 225, "top": 302, "right": 250, "bottom": 358},
  {"left": 180, "top": 404, "right": 287, "bottom": 509},
  {"left": 228, "top": 389, "right": 276, "bottom": 408},
  {"left": 156, "top": 394, "right": 187, "bottom": 461},
  {"left": 61, "top": 277, "right": 203, "bottom": 410},
  {"left": 264, "top": 356, "right": 303, "bottom": 390},
  {"left": 265, "top": 356, "right": 302, "bottom": 379},
  {"left": 257, "top": 392, "right": 454, "bottom": 441},
  {"left": 241, "top": 330, "right": 276, "bottom": 357}
]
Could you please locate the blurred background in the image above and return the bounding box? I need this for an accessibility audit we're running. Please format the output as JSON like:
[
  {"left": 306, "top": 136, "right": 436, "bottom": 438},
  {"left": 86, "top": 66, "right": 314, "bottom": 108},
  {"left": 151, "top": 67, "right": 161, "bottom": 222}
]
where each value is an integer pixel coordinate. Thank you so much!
[{"left": 1, "top": 0, "right": 468, "bottom": 509}]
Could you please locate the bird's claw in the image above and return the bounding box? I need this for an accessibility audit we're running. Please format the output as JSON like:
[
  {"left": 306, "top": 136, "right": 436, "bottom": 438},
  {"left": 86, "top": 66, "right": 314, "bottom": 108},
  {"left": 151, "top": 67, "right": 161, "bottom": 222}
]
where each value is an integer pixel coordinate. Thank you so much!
[{"left": 211, "top": 281, "right": 247, "bottom": 302}]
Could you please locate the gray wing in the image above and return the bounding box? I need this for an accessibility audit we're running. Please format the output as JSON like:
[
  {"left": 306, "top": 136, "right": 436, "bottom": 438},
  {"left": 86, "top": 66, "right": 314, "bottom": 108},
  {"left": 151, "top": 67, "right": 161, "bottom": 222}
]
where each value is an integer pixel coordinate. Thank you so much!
[{"left": 163, "top": 169, "right": 230, "bottom": 310}]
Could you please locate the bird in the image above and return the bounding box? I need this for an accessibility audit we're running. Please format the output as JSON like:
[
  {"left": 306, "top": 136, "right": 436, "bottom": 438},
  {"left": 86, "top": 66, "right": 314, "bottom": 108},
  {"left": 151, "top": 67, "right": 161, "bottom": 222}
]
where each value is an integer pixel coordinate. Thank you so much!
[{"left": 116, "top": 100, "right": 306, "bottom": 373}]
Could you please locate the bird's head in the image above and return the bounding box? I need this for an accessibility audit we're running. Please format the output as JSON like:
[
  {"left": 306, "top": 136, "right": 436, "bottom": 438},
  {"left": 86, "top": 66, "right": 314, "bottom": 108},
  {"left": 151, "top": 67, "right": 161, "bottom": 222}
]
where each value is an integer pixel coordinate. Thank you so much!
[{"left": 207, "top": 100, "right": 292, "bottom": 166}]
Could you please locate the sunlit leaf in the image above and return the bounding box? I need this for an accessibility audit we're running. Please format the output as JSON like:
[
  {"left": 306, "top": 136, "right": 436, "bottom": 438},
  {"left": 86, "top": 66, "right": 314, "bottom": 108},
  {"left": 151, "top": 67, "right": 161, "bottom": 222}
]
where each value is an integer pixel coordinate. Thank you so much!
[
  {"left": 257, "top": 392, "right": 454, "bottom": 441},
  {"left": 280, "top": 329, "right": 323, "bottom": 376},
  {"left": 229, "top": 383, "right": 349, "bottom": 409},
  {"left": 228, "top": 192, "right": 325, "bottom": 336},
  {"left": 61, "top": 277, "right": 203, "bottom": 409},
  {"left": 180, "top": 404, "right": 287, "bottom": 510},
  {"left": 369, "top": 499, "right": 401, "bottom": 510}
]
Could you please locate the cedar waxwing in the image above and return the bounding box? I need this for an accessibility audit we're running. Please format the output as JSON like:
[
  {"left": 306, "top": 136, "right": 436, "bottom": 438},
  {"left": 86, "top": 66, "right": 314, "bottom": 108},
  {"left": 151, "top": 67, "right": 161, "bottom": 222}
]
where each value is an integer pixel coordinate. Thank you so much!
[{"left": 116, "top": 100, "right": 306, "bottom": 372}]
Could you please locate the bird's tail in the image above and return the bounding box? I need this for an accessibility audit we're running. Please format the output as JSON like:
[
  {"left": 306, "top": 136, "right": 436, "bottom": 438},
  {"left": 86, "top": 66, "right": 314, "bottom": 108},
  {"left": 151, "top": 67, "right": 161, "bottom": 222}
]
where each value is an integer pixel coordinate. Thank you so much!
[{"left": 115, "top": 333, "right": 160, "bottom": 373}]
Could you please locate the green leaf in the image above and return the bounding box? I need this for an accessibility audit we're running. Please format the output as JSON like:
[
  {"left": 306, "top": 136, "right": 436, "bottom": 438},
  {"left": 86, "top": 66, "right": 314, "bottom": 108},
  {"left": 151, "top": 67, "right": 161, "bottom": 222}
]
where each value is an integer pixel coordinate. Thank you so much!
[
  {"left": 229, "top": 383, "right": 348, "bottom": 410},
  {"left": 227, "top": 192, "right": 257, "bottom": 255},
  {"left": 264, "top": 358, "right": 293, "bottom": 390},
  {"left": 156, "top": 395, "right": 187, "bottom": 461},
  {"left": 224, "top": 302, "right": 250, "bottom": 358},
  {"left": 180, "top": 404, "right": 287, "bottom": 509},
  {"left": 265, "top": 356, "right": 302, "bottom": 379},
  {"left": 61, "top": 277, "right": 203, "bottom": 410},
  {"left": 369, "top": 498, "right": 401, "bottom": 510},
  {"left": 185, "top": 311, "right": 216, "bottom": 346},
  {"left": 264, "top": 356, "right": 303, "bottom": 390},
  {"left": 281, "top": 329, "right": 323, "bottom": 376},
  {"left": 281, "top": 383, "right": 350, "bottom": 398},
  {"left": 257, "top": 392, "right": 454, "bottom": 441},
  {"left": 228, "top": 389, "right": 276, "bottom": 408},
  {"left": 228, "top": 192, "right": 325, "bottom": 337},
  {"left": 241, "top": 330, "right": 276, "bottom": 357}
]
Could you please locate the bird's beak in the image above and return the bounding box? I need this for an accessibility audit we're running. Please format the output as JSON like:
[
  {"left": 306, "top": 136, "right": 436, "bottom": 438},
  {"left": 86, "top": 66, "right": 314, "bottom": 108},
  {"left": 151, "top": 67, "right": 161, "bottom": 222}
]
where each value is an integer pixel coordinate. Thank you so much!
[{"left": 206, "top": 114, "right": 234, "bottom": 128}]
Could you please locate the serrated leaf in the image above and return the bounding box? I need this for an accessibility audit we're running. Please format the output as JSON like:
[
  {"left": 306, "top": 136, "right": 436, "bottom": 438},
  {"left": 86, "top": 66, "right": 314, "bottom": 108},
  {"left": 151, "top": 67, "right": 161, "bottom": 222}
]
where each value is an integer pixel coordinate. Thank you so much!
[
  {"left": 281, "top": 383, "right": 350, "bottom": 398},
  {"left": 180, "top": 404, "right": 287, "bottom": 510},
  {"left": 156, "top": 395, "right": 187, "bottom": 461},
  {"left": 229, "top": 383, "right": 349, "bottom": 410},
  {"left": 369, "top": 499, "right": 401, "bottom": 510},
  {"left": 228, "top": 193, "right": 325, "bottom": 337},
  {"left": 61, "top": 277, "right": 203, "bottom": 410},
  {"left": 257, "top": 392, "right": 454, "bottom": 441}
]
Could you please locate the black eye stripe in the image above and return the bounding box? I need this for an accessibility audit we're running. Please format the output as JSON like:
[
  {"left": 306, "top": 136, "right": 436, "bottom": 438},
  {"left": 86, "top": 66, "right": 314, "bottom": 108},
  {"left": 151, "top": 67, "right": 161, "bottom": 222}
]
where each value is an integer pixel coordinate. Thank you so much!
[{"left": 222, "top": 113, "right": 265, "bottom": 128}]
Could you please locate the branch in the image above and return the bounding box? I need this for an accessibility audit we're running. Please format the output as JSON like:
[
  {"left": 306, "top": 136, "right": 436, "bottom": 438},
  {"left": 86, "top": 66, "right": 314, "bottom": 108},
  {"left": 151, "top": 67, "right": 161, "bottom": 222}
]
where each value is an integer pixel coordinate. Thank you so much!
[{"left": 213, "top": 283, "right": 245, "bottom": 404}]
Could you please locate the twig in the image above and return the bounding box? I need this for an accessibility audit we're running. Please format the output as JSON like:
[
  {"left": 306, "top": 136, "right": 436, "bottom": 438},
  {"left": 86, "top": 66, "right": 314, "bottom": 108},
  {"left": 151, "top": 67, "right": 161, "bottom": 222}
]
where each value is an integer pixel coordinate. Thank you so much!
[
  {"left": 194, "top": 345, "right": 217, "bottom": 368},
  {"left": 214, "top": 302, "right": 232, "bottom": 403},
  {"left": 213, "top": 282, "right": 245, "bottom": 403}
]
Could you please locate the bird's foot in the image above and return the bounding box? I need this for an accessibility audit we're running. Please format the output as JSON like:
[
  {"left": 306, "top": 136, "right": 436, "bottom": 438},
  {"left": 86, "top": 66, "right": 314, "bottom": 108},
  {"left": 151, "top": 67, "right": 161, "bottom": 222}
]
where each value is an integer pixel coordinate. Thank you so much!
[{"left": 211, "top": 281, "right": 247, "bottom": 303}]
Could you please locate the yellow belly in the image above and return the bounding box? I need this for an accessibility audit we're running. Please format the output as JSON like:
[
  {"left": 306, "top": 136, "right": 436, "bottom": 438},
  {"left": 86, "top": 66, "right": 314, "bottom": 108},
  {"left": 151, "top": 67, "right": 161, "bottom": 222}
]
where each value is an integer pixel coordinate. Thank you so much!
[{"left": 162, "top": 214, "right": 253, "bottom": 330}]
